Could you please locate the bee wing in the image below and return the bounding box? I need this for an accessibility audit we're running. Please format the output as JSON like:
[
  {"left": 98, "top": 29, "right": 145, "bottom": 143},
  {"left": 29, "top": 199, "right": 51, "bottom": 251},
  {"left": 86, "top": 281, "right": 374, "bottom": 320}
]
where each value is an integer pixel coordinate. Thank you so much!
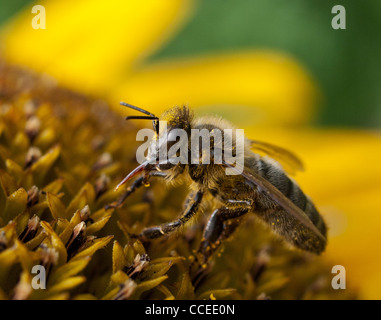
[
  {"left": 223, "top": 161, "right": 326, "bottom": 243},
  {"left": 249, "top": 140, "right": 304, "bottom": 175}
]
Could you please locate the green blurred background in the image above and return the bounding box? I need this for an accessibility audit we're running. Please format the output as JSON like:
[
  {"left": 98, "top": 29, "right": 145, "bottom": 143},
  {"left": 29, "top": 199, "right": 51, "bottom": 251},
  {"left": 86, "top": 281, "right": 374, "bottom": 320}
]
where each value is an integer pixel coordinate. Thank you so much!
[{"left": 1, "top": 0, "right": 380, "bottom": 128}]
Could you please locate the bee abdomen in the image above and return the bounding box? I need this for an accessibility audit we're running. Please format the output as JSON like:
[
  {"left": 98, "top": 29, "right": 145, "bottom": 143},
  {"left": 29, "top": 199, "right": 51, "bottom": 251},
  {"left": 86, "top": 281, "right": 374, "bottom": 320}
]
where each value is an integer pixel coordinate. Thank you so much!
[{"left": 257, "top": 159, "right": 327, "bottom": 238}]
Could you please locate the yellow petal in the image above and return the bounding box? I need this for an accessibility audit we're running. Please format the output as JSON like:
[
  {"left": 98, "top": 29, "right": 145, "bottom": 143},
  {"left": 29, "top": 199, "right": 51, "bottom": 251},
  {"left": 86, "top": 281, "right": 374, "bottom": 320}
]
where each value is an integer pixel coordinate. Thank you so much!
[
  {"left": 86, "top": 214, "right": 112, "bottom": 235},
  {"left": 112, "top": 51, "right": 317, "bottom": 126},
  {"left": 24, "top": 231, "right": 47, "bottom": 251},
  {"left": 110, "top": 270, "right": 129, "bottom": 286},
  {"left": 73, "top": 294, "right": 98, "bottom": 300},
  {"left": 46, "top": 192, "right": 66, "bottom": 220},
  {"left": 197, "top": 289, "right": 236, "bottom": 300},
  {"left": 5, "top": 159, "right": 23, "bottom": 184},
  {"left": 49, "top": 257, "right": 90, "bottom": 286},
  {"left": 0, "top": 169, "right": 18, "bottom": 197},
  {"left": 45, "top": 293, "right": 70, "bottom": 300},
  {"left": 112, "top": 240, "right": 127, "bottom": 274},
  {"left": 3, "top": 188, "right": 28, "bottom": 222},
  {"left": 244, "top": 128, "right": 381, "bottom": 201},
  {"left": 132, "top": 275, "right": 168, "bottom": 299},
  {"left": 14, "top": 240, "right": 39, "bottom": 272},
  {"left": 40, "top": 221, "right": 67, "bottom": 265},
  {"left": 30, "top": 145, "right": 61, "bottom": 186},
  {"left": 71, "top": 235, "right": 113, "bottom": 261},
  {"left": 101, "top": 287, "right": 120, "bottom": 300},
  {"left": 13, "top": 271, "right": 32, "bottom": 300},
  {"left": 41, "top": 178, "right": 64, "bottom": 194},
  {"left": 47, "top": 276, "right": 86, "bottom": 294},
  {"left": 144, "top": 261, "right": 174, "bottom": 280},
  {"left": 322, "top": 188, "right": 381, "bottom": 299},
  {"left": 157, "top": 285, "right": 175, "bottom": 300},
  {"left": 2, "top": 1, "right": 316, "bottom": 127},
  {"left": 1, "top": 0, "right": 193, "bottom": 95},
  {"left": 65, "top": 182, "right": 95, "bottom": 217},
  {"left": 175, "top": 261, "right": 194, "bottom": 299},
  {"left": 0, "top": 249, "right": 18, "bottom": 286}
]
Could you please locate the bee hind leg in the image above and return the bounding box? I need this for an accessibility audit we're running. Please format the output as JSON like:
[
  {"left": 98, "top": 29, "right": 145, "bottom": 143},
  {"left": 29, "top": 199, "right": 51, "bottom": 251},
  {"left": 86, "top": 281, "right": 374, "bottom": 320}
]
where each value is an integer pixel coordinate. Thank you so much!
[{"left": 196, "top": 206, "right": 249, "bottom": 265}]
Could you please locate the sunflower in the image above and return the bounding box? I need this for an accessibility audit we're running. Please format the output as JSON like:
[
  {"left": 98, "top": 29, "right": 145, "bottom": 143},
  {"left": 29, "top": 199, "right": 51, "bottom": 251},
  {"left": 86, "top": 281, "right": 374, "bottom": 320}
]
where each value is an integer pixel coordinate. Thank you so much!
[{"left": 1, "top": 0, "right": 380, "bottom": 299}]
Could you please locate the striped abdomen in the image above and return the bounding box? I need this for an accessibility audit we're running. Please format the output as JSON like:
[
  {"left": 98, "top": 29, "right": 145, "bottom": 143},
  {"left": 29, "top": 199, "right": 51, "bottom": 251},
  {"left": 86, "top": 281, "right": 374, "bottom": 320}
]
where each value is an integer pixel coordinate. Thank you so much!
[{"left": 254, "top": 157, "right": 327, "bottom": 253}]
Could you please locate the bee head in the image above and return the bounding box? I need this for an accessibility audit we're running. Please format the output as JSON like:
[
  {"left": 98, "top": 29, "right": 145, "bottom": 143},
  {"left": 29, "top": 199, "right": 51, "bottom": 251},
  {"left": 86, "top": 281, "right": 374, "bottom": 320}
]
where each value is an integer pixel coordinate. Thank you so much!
[
  {"left": 146, "top": 105, "right": 194, "bottom": 172},
  {"left": 115, "top": 104, "right": 193, "bottom": 190},
  {"left": 161, "top": 106, "right": 193, "bottom": 133}
]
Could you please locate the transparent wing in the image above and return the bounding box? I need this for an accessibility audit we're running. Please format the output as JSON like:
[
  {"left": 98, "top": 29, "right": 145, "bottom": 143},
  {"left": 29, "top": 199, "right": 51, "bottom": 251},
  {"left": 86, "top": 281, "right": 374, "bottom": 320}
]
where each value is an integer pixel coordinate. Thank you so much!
[
  {"left": 223, "top": 161, "right": 326, "bottom": 244},
  {"left": 249, "top": 140, "right": 304, "bottom": 175}
]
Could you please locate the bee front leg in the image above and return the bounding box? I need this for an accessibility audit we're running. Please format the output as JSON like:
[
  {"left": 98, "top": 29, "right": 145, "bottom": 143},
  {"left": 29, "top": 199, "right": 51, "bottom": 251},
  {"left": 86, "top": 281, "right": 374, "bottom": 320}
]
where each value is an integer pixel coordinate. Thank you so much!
[
  {"left": 105, "top": 172, "right": 167, "bottom": 210},
  {"left": 137, "top": 190, "right": 204, "bottom": 241}
]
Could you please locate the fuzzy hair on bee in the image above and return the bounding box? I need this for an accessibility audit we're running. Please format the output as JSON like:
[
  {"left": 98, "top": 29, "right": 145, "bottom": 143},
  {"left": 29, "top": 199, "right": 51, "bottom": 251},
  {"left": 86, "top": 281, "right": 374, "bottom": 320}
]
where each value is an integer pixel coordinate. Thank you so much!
[{"left": 109, "top": 102, "right": 327, "bottom": 265}]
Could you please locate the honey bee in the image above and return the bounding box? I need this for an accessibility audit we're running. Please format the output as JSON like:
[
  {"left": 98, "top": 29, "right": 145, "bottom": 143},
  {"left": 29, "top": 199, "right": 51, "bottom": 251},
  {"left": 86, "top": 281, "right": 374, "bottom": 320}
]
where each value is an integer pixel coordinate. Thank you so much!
[{"left": 109, "top": 102, "right": 327, "bottom": 264}]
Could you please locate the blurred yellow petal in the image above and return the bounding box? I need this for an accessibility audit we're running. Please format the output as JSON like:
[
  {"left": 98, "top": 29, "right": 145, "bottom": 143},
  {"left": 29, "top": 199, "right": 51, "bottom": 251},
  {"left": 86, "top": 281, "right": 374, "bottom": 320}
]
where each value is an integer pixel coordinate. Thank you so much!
[
  {"left": 112, "top": 51, "right": 317, "bottom": 126},
  {"left": 322, "top": 188, "right": 381, "bottom": 300},
  {"left": 245, "top": 128, "right": 381, "bottom": 200},
  {"left": 49, "top": 257, "right": 90, "bottom": 286},
  {"left": 1, "top": 0, "right": 193, "bottom": 95},
  {"left": 47, "top": 276, "right": 86, "bottom": 294},
  {"left": 1, "top": 1, "right": 316, "bottom": 126},
  {"left": 245, "top": 126, "right": 381, "bottom": 298}
]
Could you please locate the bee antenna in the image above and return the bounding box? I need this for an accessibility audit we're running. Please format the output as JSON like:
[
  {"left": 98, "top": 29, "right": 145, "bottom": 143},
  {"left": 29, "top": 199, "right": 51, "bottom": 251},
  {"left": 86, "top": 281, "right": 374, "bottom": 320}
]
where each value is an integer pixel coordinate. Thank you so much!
[
  {"left": 120, "top": 102, "right": 156, "bottom": 117},
  {"left": 120, "top": 101, "right": 159, "bottom": 135}
]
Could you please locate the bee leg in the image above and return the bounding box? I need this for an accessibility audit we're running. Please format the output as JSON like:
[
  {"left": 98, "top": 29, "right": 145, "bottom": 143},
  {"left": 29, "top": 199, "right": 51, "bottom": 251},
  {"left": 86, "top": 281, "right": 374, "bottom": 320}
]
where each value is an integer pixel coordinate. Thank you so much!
[
  {"left": 105, "top": 172, "right": 166, "bottom": 210},
  {"left": 137, "top": 190, "right": 204, "bottom": 240},
  {"left": 227, "top": 199, "right": 252, "bottom": 206},
  {"left": 196, "top": 207, "right": 248, "bottom": 265}
]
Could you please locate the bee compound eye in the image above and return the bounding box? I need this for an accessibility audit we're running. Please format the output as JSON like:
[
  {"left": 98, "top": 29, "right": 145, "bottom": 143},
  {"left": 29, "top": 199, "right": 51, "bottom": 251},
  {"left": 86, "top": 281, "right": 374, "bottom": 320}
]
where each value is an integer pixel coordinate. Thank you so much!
[{"left": 156, "top": 161, "right": 175, "bottom": 171}]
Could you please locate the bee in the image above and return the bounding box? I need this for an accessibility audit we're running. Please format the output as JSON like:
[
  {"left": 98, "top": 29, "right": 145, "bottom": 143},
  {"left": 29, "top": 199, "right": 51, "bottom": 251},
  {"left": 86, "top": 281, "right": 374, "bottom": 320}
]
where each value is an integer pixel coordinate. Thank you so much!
[{"left": 109, "top": 102, "right": 327, "bottom": 264}]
